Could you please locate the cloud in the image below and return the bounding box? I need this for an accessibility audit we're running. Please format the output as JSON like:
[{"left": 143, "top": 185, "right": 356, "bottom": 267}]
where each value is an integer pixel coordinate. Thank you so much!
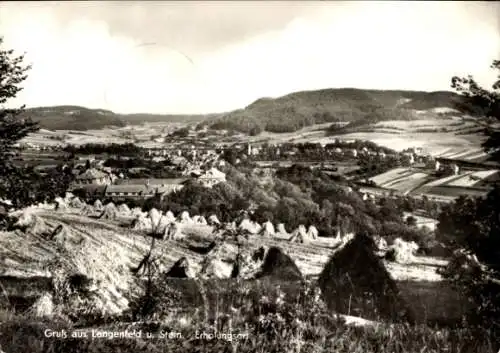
[{"left": 0, "top": 1, "right": 498, "bottom": 114}]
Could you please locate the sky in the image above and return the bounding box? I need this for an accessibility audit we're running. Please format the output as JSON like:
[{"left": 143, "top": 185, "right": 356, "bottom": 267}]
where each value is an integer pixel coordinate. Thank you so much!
[{"left": 1, "top": 1, "right": 499, "bottom": 114}]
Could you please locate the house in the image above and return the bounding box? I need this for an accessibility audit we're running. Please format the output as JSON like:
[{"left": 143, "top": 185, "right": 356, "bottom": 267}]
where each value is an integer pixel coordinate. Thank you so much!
[
  {"left": 169, "top": 156, "right": 188, "bottom": 167},
  {"left": 104, "top": 184, "right": 155, "bottom": 200},
  {"left": 196, "top": 168, "right": 226, "bottom": 188},
  {"left": 115, "top": 178, "right": 188, "bottom": 186},
  {"left": 114, "top": 178, "right": 190, "bottom": 197},
  {"left": 155, "top": 179, "right": 189, "bottom": 197},
  {"left": 74, "top": 168, "right": 111, "bottom": 186}
]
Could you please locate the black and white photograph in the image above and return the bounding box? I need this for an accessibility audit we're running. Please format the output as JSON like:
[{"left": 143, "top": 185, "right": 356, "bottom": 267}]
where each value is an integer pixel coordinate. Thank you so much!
[{"left": 0, "top": 1, "right": 499, "bottom": 352}]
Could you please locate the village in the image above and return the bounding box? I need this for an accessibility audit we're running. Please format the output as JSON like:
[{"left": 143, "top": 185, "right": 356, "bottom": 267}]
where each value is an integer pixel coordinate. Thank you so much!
[
  {"left": 12, "top": 133, "right": 499, "bottom": 213},
  {"left": 2, "top": 2, "right": 500, "bottom": 352}
]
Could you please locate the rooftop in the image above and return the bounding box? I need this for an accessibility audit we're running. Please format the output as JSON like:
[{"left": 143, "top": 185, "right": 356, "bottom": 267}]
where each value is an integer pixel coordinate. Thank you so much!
[
  {"left": 76, "top": 168, "right": 108, "bottom": 180},
  {"left": 198, "top": 167, "right": 226, "bottom": 179},
  {"left": 105, "top": 184, "right": 152, "bottom": 194},
  {"left": 115, "top": 178, "right": 189, "bottom": 186}
]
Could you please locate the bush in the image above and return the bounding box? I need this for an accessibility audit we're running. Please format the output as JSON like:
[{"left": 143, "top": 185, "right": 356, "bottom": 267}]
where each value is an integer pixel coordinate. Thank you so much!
[{"left": 437, "top": 188, "right": 500, "bottom": 343}]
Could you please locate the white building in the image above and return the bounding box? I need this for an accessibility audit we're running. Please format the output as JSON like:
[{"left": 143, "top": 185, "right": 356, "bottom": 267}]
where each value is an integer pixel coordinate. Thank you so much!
[
  {"left": 74, "top": 168, "right": 112, "bottom": 186},
  {"left": 197, "top": 168, "right": 226, "bottom": 188}
]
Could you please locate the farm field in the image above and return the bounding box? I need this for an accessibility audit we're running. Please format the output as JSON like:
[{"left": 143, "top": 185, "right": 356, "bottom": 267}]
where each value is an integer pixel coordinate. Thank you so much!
[
  {"left": 368, "top": 168, "right": 495, "bottom": 200},
  {"left": 2, "top": 203, "right": 449, "bottom": 286},
  {"left": 331, "top": 132, "right": 484, "bottom": 155},
  {"left": 444, "top": 170, "right": 500, "bottom": 188},
  {"left": 369, "top": 167, "right": 433, "bottom": 194},
  {"left": 0, "top": 197, "right": 475, "bottom": 352},
  {"left": 20, "top": 122, "right": 186, "bottom": 147},
  {"left": 408, "top": 170, "right": 495, "bottom": 199}
]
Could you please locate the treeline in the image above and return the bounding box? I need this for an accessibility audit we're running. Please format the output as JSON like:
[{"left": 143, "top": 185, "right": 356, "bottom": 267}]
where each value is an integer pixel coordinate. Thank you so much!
[
  {"left": 207, "top": 102, "right": 418, "bottom": 134},
  {"left": 357, "top": 154, "right": 411, "bottom": 178},
  {"left": 63, "top": 143, "right": 143, "bottom": 156},
  {"left": 0, "top": 164, "right": 74, "bottom": 211}
]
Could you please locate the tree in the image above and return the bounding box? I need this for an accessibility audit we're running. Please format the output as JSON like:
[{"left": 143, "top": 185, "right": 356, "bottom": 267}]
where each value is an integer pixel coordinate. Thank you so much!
[
  {"left": 0, "top": 38, "right": 72, "bottom": 220},
  {"left": 451, "top": 60, "right": 500, "bottom": 161},
  {"left": 437, "top": 189, "right": 500, "bottom": 342},
  {"left": 0, "top": 37, "right": 37, "bottom": 209},
  {"left": 405, "top": 215, "right": 417, "bottom": 227},
  {"left": 0, "top": 37, "right": 38, "bottom": 160}
]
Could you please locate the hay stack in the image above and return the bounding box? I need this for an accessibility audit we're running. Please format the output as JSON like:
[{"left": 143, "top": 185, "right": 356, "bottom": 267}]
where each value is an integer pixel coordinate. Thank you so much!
[
  {"left": 80, "top": 204, "right": 94, "bottom": 215},
  {"left": 148, "top": 208, "right": 162, "bottom": 227},
  {"left": 197, "top": 216, "right": 207, "bottom": 225},
  {"left": 238, "top": 218, "right": 259, "bottom": 234},
  {"left": 178, "top": 211, "right": 192, "bottom": 224},
  {"left": 93, "top": 199, "right": 104, "bottom": 211},
  {"left": 14, "top": 209, "right": 36, "bottom": 228},
  {"left": 254, "top": 247, "right": 303, "bottom": 281},
  {"left": 232, "top": 247, "right": 268, "bottom": 279},
  {"left": 259, "top": 221, "right": 275, "bottom": 237},
  {"left": 99, "top": 202, "right": 118, "bottom": 220},
  {"left": 131, "top": 214, "right": 152, "bottom": 231},
  {"left": 207, "top": 214, "right": 221, "bottom": 225},
  {"left": 386, "top": 238, "right": 419, "bottom": 264},
  {"left": 155, "top": 215, "right": 174, "bottom": 234},
  {"left": 307, "top": 225, "right": 319, "bottom": 240},
  {"left": 117, "top": 203, "right": 131, "bottom": 215},
  {"left": 318, "top": 233, "right": 415, "bottom": 323},
  {"left": 207, "top": 242, "right": 239, "bottom": 262},
  {"left": 164, "top": 222, "right": 185, "bottom": 240},
  {"left": 199, "top": 242, "right": 239, "bottom": 279},
  {"left": 276, "top": 223, "right": 288, "bottom": 235},
  {"left": 165, "top": 211, "right": 176, "bottom": 222},
  {"left": 165, "top": 257, "right": 195, "bottom": 278},
  {"left": 50, "top": 224, "right": 75, "bottom": 247},
  {"left": 69, "top": 197, "right": 84, "bottom": 209},
  {"left": 200, "top": 258, "right": 233, "bottom": 279},
  {"left": 26, "top": 215, "right": 50, "bottom": 236},
  {"left": 54, "top": 197, "right": 68, "bottom": 211},
  {"left": 131, "top": 207, "right": 144, "bottom": 217},
  {"left": 27, "top": 292, "right": 55, "bottom": 318},
  {"left": 289, "top": 225, "right": 309, "bottom": 243}
]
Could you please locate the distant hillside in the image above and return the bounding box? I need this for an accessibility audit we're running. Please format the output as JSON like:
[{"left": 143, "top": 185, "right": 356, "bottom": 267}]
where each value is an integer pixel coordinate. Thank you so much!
[
  {"left": 21, "top": 106, "right": 126, "bottom": 131},
  {"left": 120, "top": 112, "right": 220, "bottom": 125},
  {"left": 20, "top": 89, "right": 481, "bottom": 132},
  {"left": 205, "top": 88, "right": 480, "bottom": 134},
  {"left": 21, "top": 106, "right": 214, "bottom": 131}
]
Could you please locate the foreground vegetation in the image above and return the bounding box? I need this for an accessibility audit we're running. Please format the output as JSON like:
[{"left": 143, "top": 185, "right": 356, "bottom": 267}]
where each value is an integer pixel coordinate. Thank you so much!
[{"left": 0, "top": 278, "right": 496, "bottom": 353}]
